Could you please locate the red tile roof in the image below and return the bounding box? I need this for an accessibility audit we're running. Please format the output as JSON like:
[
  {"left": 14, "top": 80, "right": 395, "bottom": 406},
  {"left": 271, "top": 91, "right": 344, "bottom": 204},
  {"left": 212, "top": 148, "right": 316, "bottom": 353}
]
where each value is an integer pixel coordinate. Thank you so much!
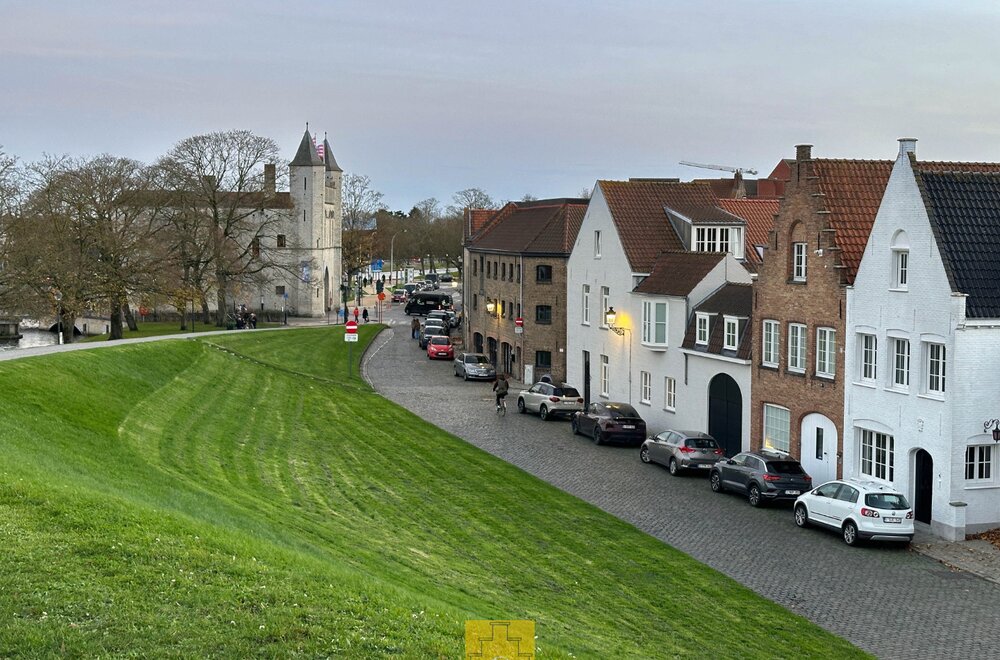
[
  {"left": 465, "top": 208, "right": 497, "bottom": 239},
  {"left": 467, "top": 200, "right": 589, "bottom": 254},
  {"left": 719, "top": 198, "right": 780, "bottom": 271},
  {"left": 597, "top": 180, "right": 724, "bottom": 272}
]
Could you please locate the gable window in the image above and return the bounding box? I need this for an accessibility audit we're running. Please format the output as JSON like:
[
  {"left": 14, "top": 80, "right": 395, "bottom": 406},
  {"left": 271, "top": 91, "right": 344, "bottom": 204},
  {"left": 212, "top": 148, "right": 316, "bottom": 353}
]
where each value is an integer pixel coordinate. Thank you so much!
[
  {"left": 535, "top": 305, "right": 552, "bottom": 325},
  {"left": 966, "top": 445, "right": 994, "bottom": 483},
  {"left": 600, "top": 286, "right": 610, "bottom": 328},
  {"left": 640, "top": 371, "right": 651, "bottom": 405},
  {"left": 891, "top": 230, "right": 909, "bottom": 290},
  {"left": 535, "top": 351, "right": 552, "bottom": 368},
  {"left": 723, "top": 316, "right": 739, "bottom": 351},
  {"left": 582, "top": 285, "right": 590, "bottom": 325},
  {"left": 891, "top": 338, "right": 910, "bottom": 389},
  {"left": 860, "top": 428, "right": 894, "bottom": 481},
  {"left": 276, "top": 234, "right": 286, "bottom": 248},
  {"left": 792, "top": 242, "right": 807, "bottom": 282},
  {"left": 788, "top": 323, "right": 806, "bottom": 373},
  {"left": 536, "top": 265, "right": 552, "bottom": 283},
  {"left": 696, "top": 313, "right": 710, "bottom": 345},
  {"left": 594, "top": 230, "right": 602, "bottom": 258},
  {"left": 641, "top": 300, "right": 667, "bottom": 346},
  {"left": 762, "top": 320, "right": 779, "bottom": 367},
  {"left": 664, "top": 377, "right": 676, "bottom": 411},
  {"left": 860, "top": 334, "right": 877, "bottom": 382},
  {"left": 695, "top": 226, "right": 744, "bottom": 259},
  {"left": 816, "top": 327, "right": 836, "bottom": 378},
  {"left": 925, "top": 342, "right": 946, "bottom": 394},
  {"left": 763, "top": 404, "right": 791, "bottom": 453},
  {"left": 600, "top": 354, "right": 609, "bottom": 396}
]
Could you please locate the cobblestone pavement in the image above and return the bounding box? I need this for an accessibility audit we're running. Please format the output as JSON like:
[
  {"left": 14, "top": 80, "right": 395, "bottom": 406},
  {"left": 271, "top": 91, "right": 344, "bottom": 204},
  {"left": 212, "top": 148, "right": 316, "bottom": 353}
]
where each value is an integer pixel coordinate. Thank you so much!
[{"left": 364, "top": 307, "right": 1000, "bottom": 660}]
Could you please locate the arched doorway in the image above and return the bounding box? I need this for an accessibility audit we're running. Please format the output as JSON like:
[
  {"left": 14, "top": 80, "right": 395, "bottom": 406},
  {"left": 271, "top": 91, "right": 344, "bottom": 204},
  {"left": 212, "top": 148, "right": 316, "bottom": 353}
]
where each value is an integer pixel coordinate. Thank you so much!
[
  {"left": 487, "top": 337, "right": 497, "bottom": 369},
  {"left": 914, "top": 449, "right": 933, "bottom": 524},
  {"left": 473, "top": 332, "right": 483, "bottom": 354},
  {"left": 708, "top": 373, "right": 742, "bottom": 457},
  {"left": 800, "top": 413, "right": 838, "bottom": 484}
]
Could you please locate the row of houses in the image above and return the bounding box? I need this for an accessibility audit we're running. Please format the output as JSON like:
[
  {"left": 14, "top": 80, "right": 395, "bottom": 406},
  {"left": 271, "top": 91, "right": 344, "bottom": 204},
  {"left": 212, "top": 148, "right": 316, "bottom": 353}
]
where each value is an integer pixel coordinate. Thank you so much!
[{"left": 462, "top": 138, "right": 1000, "bottom": 541}]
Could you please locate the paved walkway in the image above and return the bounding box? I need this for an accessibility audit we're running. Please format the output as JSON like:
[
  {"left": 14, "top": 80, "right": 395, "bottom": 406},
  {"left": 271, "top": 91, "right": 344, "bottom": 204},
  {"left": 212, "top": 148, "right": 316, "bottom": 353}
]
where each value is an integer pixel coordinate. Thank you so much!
[{"left": 363, "top": 306, "right": 1000, "bottom": 659}]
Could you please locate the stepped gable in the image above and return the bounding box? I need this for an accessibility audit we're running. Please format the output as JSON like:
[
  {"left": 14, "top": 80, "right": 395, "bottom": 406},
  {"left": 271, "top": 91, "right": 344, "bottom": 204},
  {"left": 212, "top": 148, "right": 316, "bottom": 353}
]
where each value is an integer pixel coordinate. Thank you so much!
[
  {"left": 681, "top": 283, "right": 753, "bottom": 359},
  {"left": 468, "top": 198, "right": 589, "bottom": 254},
  {"left": 632, "top": 250, "right": 724, "bottom": 297},
  {"left": 718, "top": 198, "right": 780, "bottom": 271},
  {"left": 598, "top": 179, "right": 724, "bottom": 272},
  {"left": 915, "top": 170, "right": 1000, "bottom": 318}
]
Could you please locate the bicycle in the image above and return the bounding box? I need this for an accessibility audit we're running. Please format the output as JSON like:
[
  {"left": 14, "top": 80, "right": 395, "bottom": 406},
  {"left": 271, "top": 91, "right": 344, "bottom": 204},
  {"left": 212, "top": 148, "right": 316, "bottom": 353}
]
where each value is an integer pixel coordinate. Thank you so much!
[{"left": 495, "top": 395, "right": 507, "bottom": 416}]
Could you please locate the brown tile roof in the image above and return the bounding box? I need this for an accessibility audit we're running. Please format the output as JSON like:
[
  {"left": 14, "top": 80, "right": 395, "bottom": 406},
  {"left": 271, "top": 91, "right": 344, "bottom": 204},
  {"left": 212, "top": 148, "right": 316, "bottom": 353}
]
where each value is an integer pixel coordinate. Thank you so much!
[
  {"left": 465, "top": 208, "right": 496, "bottom": 239},
  {"left": 632, "top": 251, "right": 724, "bottom": 296},
  {"left": 681, "top": 283, "right": 753, "bottom": 360},
  {"left": 467, "top": 200, "right": 589, "bottom": 255},
  {"left": 718, "top": 198, "right": 780, "bottom": 271},
  {"left": 598, "top": 180, "right": 725, "bottom": 272}
]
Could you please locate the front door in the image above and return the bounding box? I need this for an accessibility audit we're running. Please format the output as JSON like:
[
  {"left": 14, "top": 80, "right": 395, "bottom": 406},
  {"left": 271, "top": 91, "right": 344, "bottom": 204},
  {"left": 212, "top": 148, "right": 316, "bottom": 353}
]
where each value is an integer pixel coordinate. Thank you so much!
[
  {"left": 501, "top": 342, "right": 513, "bottom": 375},
  {"left": 582, "top": 350, "right": 591, "bottom": 408},
  {"left": 487, "top": 337, "right": 497, "bottom": 369},
  {"left": 708, "top": 373, "right": 742, "bottom": 456},
  {"left": 800, "top": 413, "right": 838, "bottom": 484},
  {"left": 914, "top": 449, "right": 934, "bottom": 524}
]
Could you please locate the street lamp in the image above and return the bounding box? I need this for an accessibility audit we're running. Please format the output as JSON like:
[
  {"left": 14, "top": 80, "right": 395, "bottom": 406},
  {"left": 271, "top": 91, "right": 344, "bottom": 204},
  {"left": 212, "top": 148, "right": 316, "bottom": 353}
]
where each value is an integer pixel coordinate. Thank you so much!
[
  {"left": 54, "top": 290, "right": 63, "bottom": 345},
  {"left": 486, "top": 299, "right": 496, "bottom": 315},
  {"left": 390, "top": 229, "right": 407, "bottom": 284},
  {"left": 605, "top": 306, "right": 626, "bottom": 336}
]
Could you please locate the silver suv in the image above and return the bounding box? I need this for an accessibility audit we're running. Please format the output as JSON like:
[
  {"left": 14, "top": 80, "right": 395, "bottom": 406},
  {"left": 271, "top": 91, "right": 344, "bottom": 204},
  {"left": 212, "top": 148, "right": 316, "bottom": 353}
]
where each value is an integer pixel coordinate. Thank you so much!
[
  {"left": 516, "top": 382, "right": 584, "bottom": 420},
  {"left": 640, "top": 430, "right": 723, "bottom": 475}
]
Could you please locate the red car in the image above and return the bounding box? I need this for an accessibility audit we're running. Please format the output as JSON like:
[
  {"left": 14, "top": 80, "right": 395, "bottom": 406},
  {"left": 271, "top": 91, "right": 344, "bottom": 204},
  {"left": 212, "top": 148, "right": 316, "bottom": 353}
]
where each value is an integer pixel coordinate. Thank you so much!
[
  {"left": 426, "top": 335, "right": 454, "bottom": 360},
  {"left": 391, "top": 289, "right": 407, "bottom": 303}
]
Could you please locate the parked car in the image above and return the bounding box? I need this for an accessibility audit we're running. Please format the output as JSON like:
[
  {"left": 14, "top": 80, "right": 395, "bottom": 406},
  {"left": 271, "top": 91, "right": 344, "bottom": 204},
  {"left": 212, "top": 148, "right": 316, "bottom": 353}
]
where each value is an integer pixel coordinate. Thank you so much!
[
  {"left": 424, "top": 273, "right": 440, "bottom": 287},
  {"left": 403, "top": 282, "right": 422, "bottom": 296},
  {"left": 571, "top": 402, "right": 646, "bottom": 445},
  {"left": 710, "top": 450, "right": 813, "bottom": 507},
  {"left": 418, "top": 323, "right": 448, "bottom": 348},
  {"left": 454, "top": 352, "right": 496, "bottom": 380},
  {"left": 516, "top": 382, "right": 584, "bottom": 420},
  {"left": 444, "top": 309, "right": 460, "bottom": 328},
  {"left": 391, "top": 288, "right": 407, "bottom": 303},
  {"left": 794, "top": 479, "right": 914, "bottom": 546},
  {"left": 640, "top": 430, "right": 724, "bottom": 475},
  {"left": 426, "top": 309, "right": 450, "bottom": 326},
  {"left": 426, "top": 335, "right": 454, "bottom": 360},
  {"left": 440, "top": 274, "right": 453, "bottom": 283}
]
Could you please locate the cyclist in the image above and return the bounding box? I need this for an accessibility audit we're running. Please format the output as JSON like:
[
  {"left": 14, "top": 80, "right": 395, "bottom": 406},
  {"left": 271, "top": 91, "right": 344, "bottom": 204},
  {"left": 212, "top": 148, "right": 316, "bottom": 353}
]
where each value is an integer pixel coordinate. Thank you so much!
[{"left": 492, "top": 373, "right": 509, "bottom": 412}]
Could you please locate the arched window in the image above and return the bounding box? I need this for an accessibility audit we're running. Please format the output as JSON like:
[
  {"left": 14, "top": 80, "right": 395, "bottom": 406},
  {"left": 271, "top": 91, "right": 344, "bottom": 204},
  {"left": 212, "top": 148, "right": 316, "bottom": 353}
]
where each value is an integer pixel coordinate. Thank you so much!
[{"left": 891, "top": 229, "right": 909, "bottom": 290}]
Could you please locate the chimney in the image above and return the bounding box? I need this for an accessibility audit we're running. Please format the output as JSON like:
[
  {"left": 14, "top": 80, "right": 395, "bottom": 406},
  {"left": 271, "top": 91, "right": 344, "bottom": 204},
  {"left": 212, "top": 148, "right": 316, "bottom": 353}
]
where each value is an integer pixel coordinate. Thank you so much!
[
  {"left": 898, "top": 138, "right": 917, "bottom": 158},
  {"left": 264, "top": 163, "right": 276, "bottom": 194},
  {"left": 794, "top": 144, "right": 813, "bottom": 184},
  {"left": 795, "top": 144, "right": 812, "bottom": 161}
]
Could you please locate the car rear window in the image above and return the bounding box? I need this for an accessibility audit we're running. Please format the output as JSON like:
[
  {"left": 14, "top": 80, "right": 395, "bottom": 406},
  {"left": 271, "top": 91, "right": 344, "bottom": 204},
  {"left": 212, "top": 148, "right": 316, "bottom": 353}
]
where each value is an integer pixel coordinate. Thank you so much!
[
  {"left": 686, "top": 438, "right": 718, "bottom": 449},
  {"left": 430, "top": 337, "right": 449, "bottom": 345},
  {"left": 865, "top": 493, "right": 910, "bottom": 510},
  {"left": 607, "top": 404, "right": 639, "bottom": 417},
  {"left": 553, "top": 387, "right": 581, "bottom": 397},
  {"left": 767, "top": 461, "right": 805, "bottom": 474}
]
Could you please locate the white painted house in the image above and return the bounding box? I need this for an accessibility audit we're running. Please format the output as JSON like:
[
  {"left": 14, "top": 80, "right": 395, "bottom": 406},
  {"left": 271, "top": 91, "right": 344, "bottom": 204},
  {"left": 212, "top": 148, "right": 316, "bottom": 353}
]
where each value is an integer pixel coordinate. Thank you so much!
[
  {"left": 845, "top": 138, "right": 1000, "bottom": 540},
  {"left": 566, "top": 179, "right": 756, "bottom": 452}
]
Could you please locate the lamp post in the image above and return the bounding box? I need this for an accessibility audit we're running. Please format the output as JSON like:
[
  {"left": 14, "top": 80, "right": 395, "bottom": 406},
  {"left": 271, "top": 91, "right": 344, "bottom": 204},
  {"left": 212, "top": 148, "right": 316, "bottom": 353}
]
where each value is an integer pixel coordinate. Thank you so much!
[
  {"left": 390, "top": 229, "right": 407, "bottom": 285},
  {"left": 54, "top": 290, "right": 63, "bottom": 345},
  {"left": 984, "top": 419, "right": 1000, "bottom": 442}
]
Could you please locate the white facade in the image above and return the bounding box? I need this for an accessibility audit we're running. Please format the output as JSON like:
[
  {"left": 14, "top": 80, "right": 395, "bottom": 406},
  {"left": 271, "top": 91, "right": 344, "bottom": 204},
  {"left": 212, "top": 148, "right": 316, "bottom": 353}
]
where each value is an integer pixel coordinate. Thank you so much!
[{"left": 845, "top": 139, "right": 1000, "bottom": 540}]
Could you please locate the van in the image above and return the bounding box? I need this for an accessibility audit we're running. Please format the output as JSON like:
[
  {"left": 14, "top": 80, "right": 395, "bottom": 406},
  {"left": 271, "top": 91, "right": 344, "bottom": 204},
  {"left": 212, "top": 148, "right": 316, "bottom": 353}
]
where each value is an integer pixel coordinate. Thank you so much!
[{"left": 405, "top": 291, "right": 454, "bottom": 316}]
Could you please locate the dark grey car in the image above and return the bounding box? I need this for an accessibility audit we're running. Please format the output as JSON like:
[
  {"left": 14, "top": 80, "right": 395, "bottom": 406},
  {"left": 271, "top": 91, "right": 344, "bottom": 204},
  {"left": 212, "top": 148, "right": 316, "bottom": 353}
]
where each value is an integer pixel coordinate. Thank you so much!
[
  {"left": 418, "top": 322, "right": 448, "bottom": 348},
  {"left": 453, "top": 352, "right": 496, "bottom": 381},
  {"left": 640, "top": 430, "right": 723, "bottom": 475},
  {"left": 710, "top": 450, "right": 813, "bottom": 507}
]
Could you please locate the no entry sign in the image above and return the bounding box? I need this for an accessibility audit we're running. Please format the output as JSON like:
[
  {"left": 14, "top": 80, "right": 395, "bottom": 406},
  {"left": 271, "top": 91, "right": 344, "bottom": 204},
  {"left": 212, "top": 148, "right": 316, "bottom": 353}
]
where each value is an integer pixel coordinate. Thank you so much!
[{"left": 345, "top": 320, "right": 358, "bottom": 342}]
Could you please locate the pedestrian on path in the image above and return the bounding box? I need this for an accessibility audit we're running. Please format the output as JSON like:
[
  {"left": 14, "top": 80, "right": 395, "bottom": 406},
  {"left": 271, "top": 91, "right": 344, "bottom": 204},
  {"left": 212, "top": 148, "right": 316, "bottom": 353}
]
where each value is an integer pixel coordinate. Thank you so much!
[
  {"left": 362, "top": 307, "right": 369, "bottom": 323},
  {"left": 353, "top": 307, "right": 360, "bottom": 323},
  {"left": 411, "top": 317, "right": 420, "bottom": 339}
]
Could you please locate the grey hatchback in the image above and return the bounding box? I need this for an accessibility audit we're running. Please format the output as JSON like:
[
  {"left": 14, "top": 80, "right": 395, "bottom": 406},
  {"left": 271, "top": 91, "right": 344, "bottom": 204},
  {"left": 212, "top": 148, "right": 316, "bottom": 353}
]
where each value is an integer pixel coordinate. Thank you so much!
[{"left": 640, "top": 430, "right": 723, "bottom": 475}]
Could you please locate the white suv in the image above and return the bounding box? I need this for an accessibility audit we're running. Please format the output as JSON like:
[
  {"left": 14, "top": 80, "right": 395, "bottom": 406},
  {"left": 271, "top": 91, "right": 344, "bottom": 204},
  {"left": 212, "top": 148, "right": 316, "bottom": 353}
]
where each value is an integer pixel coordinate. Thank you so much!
[{"left": 793, "top": 479, "right": 914, "bottom": 546}]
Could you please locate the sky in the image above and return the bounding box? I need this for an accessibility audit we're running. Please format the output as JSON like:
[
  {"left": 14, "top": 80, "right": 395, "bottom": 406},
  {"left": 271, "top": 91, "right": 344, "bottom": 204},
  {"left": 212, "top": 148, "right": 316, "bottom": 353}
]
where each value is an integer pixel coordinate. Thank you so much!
[{"left": 3, "top": 1, "right": 1000, "bottom": 211}]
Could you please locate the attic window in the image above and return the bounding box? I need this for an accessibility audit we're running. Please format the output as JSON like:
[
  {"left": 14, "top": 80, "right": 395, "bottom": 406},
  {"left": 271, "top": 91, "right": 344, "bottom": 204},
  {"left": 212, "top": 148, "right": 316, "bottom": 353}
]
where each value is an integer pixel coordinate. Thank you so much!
[
  {"left": 696, "top": 313, "right": 710, "bottom": 345},
  {"left": 695, "top": 226, "right": 744, "bottom": 259}
]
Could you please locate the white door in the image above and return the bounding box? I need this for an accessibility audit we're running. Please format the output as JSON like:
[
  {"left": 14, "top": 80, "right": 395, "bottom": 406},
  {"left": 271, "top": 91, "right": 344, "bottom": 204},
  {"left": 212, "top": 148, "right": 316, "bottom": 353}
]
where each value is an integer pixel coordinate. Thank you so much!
[{"left": 800, "top": 413, "right": 838, "bottom": 485}]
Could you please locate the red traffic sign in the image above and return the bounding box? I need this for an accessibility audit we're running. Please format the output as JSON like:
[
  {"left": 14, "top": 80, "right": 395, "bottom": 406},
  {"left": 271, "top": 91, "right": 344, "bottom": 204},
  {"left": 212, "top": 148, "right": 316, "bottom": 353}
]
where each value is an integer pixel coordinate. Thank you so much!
[
  {"left": 345, "top": 321, "right": 358, "bottom": 334},
  {"left": 377, "top": 291, "right": 385, "bottom": 301},
  {"left": 514, "top": 317, "right": 524, "bottom": 327}
]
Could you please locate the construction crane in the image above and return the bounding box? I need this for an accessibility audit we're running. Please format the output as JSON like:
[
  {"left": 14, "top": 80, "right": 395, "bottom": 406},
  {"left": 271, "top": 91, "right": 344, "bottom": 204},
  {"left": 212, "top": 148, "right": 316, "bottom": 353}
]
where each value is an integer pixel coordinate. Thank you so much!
[{"left": 679, "top": 161, "right": 758, "bottom": 176}]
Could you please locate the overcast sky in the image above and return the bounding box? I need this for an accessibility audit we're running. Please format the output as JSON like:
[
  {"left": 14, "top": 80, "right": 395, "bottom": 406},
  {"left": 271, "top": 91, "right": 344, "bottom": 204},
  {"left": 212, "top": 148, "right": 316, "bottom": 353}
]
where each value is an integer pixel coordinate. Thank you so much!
[{"left": 3, "top": 1, "right": 1000, "bottom": 210}]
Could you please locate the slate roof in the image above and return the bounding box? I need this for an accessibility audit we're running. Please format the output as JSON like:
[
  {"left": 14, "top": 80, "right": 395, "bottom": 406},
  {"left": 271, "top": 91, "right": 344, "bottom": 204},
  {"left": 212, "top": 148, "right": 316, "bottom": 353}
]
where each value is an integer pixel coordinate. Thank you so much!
[
  {"left": 323, "top": 137, "right": 342, "bottom": 172},
  {"left": 681, "top": 283, "right": 753, "bottom": 360},
  {"left": 632, "top": 251, "right": 724, "bottom": 297},
  {"left": 915, "top": 171, "right": 1000, "bottom": 318},
  {"left": 718, "top": 198, "right": 780, "bottom": 271},
  {"left": 290, "top": 130, "right": 323, "bottom": 166},
  {"left": 467, "top": 200, "right": 589, "bottom": 255},
  {"left": 597, "top": 180, "right": 724, "bottom": 272}
]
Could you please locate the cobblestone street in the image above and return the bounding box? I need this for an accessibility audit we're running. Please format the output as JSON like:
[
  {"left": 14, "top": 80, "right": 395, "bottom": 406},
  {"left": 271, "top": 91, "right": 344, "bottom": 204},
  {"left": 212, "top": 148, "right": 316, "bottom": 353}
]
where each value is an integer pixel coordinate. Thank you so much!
[{"left": 365, "top": 304, "right": 1000, "bottom": 659}]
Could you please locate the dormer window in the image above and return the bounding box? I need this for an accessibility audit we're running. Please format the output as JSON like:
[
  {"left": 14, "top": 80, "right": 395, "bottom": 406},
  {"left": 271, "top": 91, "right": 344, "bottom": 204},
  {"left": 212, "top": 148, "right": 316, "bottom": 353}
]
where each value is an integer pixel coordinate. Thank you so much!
[
  {"left": 723, "top": 316, "right": 739, "bottom": 351},
  {"left": 696, "top": 313, "right": 710, "bottom": 345},
  {"left": 694, "top": 226, "right": 744, "bottom": 259}
]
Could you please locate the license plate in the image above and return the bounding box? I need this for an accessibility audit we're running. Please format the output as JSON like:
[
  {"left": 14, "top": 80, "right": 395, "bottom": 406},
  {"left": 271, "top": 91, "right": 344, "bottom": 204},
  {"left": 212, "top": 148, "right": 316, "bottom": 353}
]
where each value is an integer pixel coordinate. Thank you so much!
[
  {"left": 695, "top": 463, "right": 710, "bottom": 468},
  {"left": 785, "top": 490, "right": 800, "bottom": 496},
  {"left": 884, "top": 517, "right": 901, "bottom": 524},
  {"left": 622, "top": 425, "right": 635, "bottom": 429}
]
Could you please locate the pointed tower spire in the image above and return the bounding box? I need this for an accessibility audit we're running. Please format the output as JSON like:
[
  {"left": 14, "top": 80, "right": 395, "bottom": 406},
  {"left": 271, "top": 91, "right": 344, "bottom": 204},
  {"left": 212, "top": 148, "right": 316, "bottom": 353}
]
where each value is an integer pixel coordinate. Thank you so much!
[
  {"left": 291, "top": 128, "right": 323, "bottom": 166},
  {"left": 323, "top": 136, "right": 343, "bottom": 172}
]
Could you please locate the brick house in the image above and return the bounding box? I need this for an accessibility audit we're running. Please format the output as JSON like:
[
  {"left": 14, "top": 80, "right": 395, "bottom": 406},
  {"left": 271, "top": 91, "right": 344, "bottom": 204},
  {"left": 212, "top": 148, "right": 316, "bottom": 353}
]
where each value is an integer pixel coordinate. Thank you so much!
[
  {"left": 750, "top": 145, "right": 894, "bottom": 483},
  {"left": 463, "top": 198, "right": 588, "bottom": 382}
]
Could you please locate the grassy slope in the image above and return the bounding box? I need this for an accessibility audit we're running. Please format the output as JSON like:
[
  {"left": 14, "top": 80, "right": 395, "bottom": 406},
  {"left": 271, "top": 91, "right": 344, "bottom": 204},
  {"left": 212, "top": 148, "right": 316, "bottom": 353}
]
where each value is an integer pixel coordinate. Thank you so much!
[{"left": 0, "top": 327, "right": 868, "bottom": 658}]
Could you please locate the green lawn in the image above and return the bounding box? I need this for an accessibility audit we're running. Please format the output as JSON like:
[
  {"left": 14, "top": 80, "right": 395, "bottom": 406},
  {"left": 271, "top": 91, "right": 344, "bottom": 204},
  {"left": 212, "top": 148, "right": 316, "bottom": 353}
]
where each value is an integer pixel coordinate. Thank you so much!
[{"left": 0, "top": 327, "right": 868, "bottom": 658}]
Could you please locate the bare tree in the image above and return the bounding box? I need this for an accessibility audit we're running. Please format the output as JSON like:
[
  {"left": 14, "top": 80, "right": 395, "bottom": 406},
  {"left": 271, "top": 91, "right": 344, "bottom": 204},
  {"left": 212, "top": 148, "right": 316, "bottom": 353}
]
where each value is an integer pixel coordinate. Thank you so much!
[
  {"left": 342, "top": 173, "right": 387, "bottom": 278},
  {"left": 447, "top": 187, "right": 497, "bottom": 215},
  {"left": 158, "top": 130, "right": 292, "bottom": 325},
  {"left": 578, "top": 185, "right": 592, "bottom": 199}
]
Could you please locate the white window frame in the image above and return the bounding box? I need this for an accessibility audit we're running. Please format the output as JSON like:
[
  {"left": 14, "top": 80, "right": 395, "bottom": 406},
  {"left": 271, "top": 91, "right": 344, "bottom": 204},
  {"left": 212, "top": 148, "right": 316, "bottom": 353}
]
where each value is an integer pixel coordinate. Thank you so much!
[
  {"left": 965, "top": 445, "right": 995, "bottom": 484},
  {"left": 723, "top": 316, "right": 739, "bottom": 351},
  {"left": 600, "top": 354, "right": 609, "bottom": 397},
  {"left": 641, "top": 300, "right": 667, "bottom": 346},
  {"left": 730, "top": 226, "right": 745, "bottom": 260},
  {"left": 640, "top": 371, "right": 651, "bottom": 405},
  {"left": 762, "top": 320, "right": 779, "bottom": 367},
  {"left": 891, "top": 338, "right": 910, "bottom": 389},
  {"left": 893, "top": 249, "right": 909, "bottom": 290},
  {"left": 763, "top": 404, "right": 791, "bottom": 453},
  {"left": 664, "top": 376, "right": 676, "bottom": 411},
  {"left": 816, "top": 327, "right": 836, "bottom": 378},
  {"left": 859, "top": 428, "right": 894, "bottom": 482},
  {"left": 925, "top": 342, "right": 946, "bottom": 394},
  {"left": 696, "top": 313, "right": 710, "bottom": 346},
  {"left": 792, "top": 242, "right": 807, "bottom": 282},
  {"left": 600, "top": 286, "right": 610, "bottom": 328},
  {"left": 594, "top": 230, "right": 602, "bottom": 258},
  {"left": 788, "top": 323, "right": 806, "bottom": 373},
  {"left": 860, "top": 333, "right": 877, "bottom": 383},
  {"left": 582, "top": 284, "right": 590, "bottom": 325},
  {"left": 694, "top": 226, "right": 744, "bottom": 259}
]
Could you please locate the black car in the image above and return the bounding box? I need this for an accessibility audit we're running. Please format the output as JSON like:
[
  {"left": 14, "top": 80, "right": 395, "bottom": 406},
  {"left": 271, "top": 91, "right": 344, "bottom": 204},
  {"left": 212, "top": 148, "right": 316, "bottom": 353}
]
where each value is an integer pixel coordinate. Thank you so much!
[
  {"left": 571, "top": 402, "right": 646, "bottom": 446},
  {"left": 710, "top": 450, "right": 813, "bottom": 507},
  {"left": 439, "top": 274, "right": 453, "bottom": 283}
]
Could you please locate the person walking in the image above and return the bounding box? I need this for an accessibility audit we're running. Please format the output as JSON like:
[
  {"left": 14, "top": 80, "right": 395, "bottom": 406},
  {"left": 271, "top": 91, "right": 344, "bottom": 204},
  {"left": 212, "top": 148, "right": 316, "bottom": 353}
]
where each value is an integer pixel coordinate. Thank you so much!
[
  {"left": 353, "top": 307, "right": 360, "bottom": 323},
  {"left": 411, "top": 317, "right": 420, "bottom": 339},
  {"left": 362, "top": 307, "right": 369, "bottom": 323}
]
